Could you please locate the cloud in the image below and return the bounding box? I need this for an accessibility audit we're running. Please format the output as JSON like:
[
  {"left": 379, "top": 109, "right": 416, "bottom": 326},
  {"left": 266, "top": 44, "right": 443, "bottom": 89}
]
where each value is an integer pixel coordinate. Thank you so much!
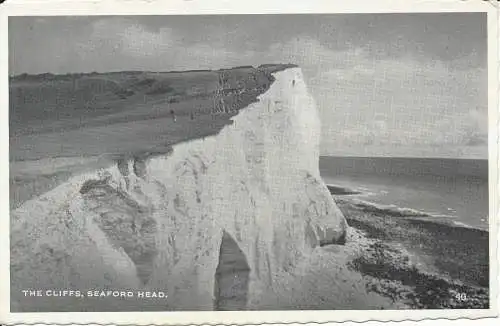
[
  {"left": 264, "top": 36, "right": 487, "bottom": 156},
  {"left": 34, "top": 18, "right": 48, "bottom": 24},
  {"left": 72, "top": 18, "right": 261, "bottom": 72},
  {"left": 267, "top": 37, "right": 367, "bottom": 80},
  {"left": 76, "top": 18, "right": 176, "bottom": 58}
]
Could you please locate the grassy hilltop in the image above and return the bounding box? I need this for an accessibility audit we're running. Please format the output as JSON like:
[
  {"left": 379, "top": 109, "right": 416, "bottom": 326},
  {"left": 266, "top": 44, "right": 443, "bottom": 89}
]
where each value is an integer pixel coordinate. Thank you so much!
[
  {"left": 9, "top": 64, "right": 296, "bottom": 208},
  {"left": 10, "top": 63, "right": 296, "bottom": 143}
]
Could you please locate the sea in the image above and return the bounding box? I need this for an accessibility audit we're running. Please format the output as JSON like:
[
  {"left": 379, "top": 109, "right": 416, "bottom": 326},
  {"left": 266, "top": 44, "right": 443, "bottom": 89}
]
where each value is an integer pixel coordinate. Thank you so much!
[{"left": 319, "top": 156, "right": 489, "bottom": 231}]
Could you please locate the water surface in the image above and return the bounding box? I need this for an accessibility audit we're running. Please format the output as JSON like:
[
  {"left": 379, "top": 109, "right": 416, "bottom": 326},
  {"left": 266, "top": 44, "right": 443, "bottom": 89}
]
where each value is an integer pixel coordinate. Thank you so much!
[{"left": 319, "top": 156, "right": 489, "bottom": 230}]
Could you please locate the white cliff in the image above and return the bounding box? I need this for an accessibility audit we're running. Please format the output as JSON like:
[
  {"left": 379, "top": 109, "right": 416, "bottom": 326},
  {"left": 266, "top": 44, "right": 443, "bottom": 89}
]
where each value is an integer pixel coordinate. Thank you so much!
[{"left": 10, "top": 67, "right": 347, "bottom": 311}]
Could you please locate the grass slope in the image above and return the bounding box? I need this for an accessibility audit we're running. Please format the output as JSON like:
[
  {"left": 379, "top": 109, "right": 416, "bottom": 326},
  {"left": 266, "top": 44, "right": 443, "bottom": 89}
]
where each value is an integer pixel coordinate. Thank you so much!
[
  {"left": 9, "top": 64, "right": 296, "bottom": 207},
  {"left": 10, "top": 64, "right": 295, "bottom": 138}
]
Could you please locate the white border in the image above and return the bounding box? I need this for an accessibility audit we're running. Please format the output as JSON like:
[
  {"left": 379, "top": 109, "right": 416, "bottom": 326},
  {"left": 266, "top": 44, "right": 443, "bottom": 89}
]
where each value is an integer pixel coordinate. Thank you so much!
[{"left": 0, "top": 0, "right": 498, "bottom": 324}]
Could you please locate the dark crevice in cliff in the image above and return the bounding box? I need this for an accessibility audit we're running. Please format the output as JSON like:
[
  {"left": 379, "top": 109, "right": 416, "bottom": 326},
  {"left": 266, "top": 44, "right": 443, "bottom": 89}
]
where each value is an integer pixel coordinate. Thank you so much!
[
  {"left": 78, "top": 171, "right": 158, "bottom": 286},
  {"left": 319, "top": 229, "right": 347, "bottom": 247},
  {"left": 214, "top": 230, "right": 250, "bottom": 311}
]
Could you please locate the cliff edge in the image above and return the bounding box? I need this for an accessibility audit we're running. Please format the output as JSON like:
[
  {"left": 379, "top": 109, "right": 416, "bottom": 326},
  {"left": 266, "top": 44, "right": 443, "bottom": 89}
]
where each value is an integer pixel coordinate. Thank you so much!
[{"left": 11, "top": 67, "right": 347, "bottom": 311}]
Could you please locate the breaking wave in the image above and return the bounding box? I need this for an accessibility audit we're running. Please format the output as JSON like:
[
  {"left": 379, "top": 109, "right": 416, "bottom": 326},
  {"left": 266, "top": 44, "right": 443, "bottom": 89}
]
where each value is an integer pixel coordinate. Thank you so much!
[
  {"left": 334, "top": 195, "right": 486, "bottom": 231},
  {"left": 326, "top": 182, "right": 487, "bottom": 231}
]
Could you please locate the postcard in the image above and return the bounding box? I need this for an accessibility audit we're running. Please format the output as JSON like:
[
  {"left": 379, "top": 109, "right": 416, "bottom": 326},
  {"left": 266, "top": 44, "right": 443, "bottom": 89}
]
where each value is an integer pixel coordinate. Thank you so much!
[{"left": 0, "top": 0, "right": 498, "bottom": 324}]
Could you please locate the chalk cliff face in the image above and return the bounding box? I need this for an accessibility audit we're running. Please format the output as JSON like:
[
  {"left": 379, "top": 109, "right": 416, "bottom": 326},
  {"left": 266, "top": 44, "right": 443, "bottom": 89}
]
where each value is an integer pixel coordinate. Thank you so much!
[{"left": 11, "top": 68, "right": 347, "bottom": 311}]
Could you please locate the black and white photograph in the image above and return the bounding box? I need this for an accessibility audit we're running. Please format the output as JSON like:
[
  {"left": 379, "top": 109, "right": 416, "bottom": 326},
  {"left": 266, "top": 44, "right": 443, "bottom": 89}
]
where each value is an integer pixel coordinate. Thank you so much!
[{"left": 1, "top": 0, "right": 498, "bottom": 324}]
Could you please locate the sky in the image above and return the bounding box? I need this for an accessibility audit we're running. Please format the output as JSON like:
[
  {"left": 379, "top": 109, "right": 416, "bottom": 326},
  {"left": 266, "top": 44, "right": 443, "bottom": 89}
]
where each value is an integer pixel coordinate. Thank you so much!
[{"left": 9, "top": 14, "right": 488, "bottom": 158}]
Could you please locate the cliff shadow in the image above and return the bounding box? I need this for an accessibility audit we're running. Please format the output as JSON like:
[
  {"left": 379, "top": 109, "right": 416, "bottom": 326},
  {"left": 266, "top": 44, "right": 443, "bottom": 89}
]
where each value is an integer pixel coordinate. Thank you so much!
[{"left": 214, "top": 230, "right": 250, "bottom": 311}]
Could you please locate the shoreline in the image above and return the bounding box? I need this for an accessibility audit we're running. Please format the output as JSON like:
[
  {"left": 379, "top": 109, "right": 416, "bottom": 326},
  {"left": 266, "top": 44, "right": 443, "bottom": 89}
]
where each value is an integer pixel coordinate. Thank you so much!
[
  {"left": 325, "top": 183, "right": 489, "bottom": 232},
  {"left": 331, "top": 189, "right": 489, "bottom": 309}
]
